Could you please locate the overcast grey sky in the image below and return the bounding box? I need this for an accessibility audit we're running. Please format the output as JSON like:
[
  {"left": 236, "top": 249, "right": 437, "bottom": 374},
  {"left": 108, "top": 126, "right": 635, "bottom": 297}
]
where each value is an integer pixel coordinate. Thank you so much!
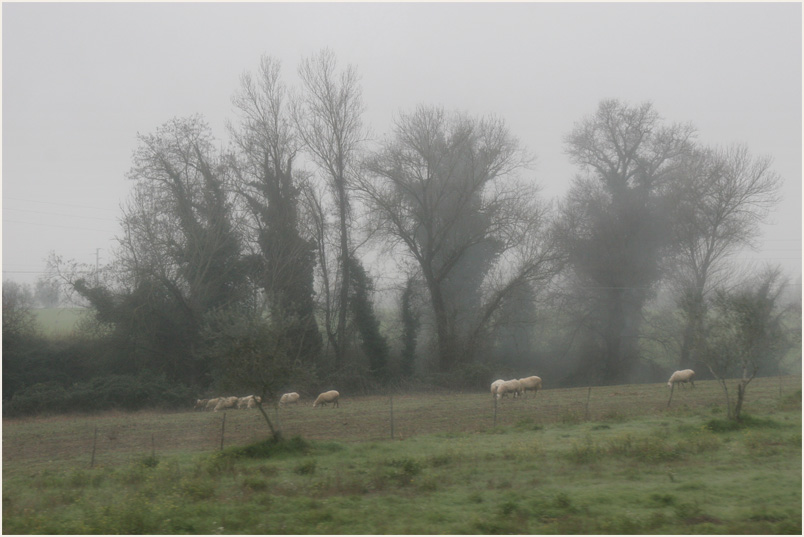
[{"left": 3, "top": 2, "right": 801, "bottom": 292}]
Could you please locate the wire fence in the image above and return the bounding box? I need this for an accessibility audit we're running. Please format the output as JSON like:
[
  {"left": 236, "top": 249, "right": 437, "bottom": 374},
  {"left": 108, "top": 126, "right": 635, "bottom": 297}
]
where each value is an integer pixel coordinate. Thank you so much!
[{"left": 3, "top": 375, "right": 800, "bottom": 472}]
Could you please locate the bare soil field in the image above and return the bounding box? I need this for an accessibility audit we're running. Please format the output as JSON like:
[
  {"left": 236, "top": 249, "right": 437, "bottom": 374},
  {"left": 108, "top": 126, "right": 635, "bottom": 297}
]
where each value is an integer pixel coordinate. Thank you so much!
[{"left": 4, "top": 375, "right": 800, "bottom": 473}]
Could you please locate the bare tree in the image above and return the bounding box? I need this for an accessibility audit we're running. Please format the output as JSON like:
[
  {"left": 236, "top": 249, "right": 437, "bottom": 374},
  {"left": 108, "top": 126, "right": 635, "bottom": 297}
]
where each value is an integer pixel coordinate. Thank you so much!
[
  {"left": 230, "top": 55, "right": 323, "bottom": 366},
  {"left": 673, "top": 144, "right": 782, "bottom": 370},
  {"left": 292, "top": 49, "right": 367, "bottom": 367},
  {"left": 558, "top": 99, "right": 695, "bottom": 384},
  {"left": 359, "top": 105, "right": 560, "bottom": 373}
]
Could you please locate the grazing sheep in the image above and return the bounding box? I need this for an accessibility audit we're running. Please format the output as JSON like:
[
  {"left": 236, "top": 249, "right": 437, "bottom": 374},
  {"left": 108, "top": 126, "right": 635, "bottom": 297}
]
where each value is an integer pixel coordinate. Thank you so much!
[
  {"left": 205, "top": 398, "right": 220, "bottom": 411},
  {"left": 518, "top": 376, "right": 542, "bottom": 397},
  {"left": 237, "top": 395, "right": 260, "bottom": 409},
  {"left": 496, "top": 379, "right": 523, "bottom": 399},
  {"left": 490, "top": 379, "right": 505, "bottom": 398},
  {"left": 214, "top": 396, "right": 239, "bottom": 412},
  {"left": 667, "top": 369, "right": 695, "bottom": 389},
  {"left": 194, "top": 398, "right": 209, "bottom": 411},
  {"left": 313, "top": 390, "right": 340, "bottom": 408},
  {"left": 279, "top": 392, "right": 300, "bottom": 406}
]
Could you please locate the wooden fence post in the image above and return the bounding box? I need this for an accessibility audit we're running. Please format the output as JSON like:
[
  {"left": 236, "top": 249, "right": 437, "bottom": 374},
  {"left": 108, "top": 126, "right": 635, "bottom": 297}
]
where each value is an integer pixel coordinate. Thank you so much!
[
  {"left": 90, "top": 427, "right": 98, "bottom": 468},
  {"left": 390, "top": 395, "right": 395, "bottom": 440},
  {"left": 493, "top": 395, "right": 498, "bottom": 428},
  {"left": 220, "top": 413, "right": 226, "bottom": 451},
  {"left": 585, "top": 385, "right": 592, "bottom": 420}
]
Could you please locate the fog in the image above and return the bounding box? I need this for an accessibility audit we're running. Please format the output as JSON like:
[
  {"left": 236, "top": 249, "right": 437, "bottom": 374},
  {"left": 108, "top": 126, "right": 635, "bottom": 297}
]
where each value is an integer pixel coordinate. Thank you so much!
[{"left": 3, "top": 3, "right": 800, "bottom": 292}]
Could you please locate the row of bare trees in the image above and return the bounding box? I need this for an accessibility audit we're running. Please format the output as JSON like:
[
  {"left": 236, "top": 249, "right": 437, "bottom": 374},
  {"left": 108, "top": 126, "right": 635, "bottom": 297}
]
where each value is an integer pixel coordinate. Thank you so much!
[{"left": 34, "top": 50, "right": 793, "bottom": 413}]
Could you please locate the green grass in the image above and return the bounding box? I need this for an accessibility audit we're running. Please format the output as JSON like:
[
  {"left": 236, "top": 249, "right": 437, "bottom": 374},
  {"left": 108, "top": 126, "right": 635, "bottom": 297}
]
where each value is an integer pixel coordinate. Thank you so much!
[{"left": 3, "top": 407, "right": 800, "bottom": 534}]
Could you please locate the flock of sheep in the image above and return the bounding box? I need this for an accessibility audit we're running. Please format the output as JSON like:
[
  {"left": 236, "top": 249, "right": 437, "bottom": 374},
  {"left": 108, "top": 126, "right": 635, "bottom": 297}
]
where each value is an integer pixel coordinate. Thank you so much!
[
  {"left": 193, "top": 370, "right": 694, "bottom": 412},
  {"left": 194, "top": 390, "right": 341, "bottom": 412},
  {"left": 490, "top": 370, "right": 694, "bottom": 399},
  {"left": 194, "top": 395, "right": 262, "bottom": 412},
  {"left": 490, "top": 376, "right": 543, "bottom": 399}
]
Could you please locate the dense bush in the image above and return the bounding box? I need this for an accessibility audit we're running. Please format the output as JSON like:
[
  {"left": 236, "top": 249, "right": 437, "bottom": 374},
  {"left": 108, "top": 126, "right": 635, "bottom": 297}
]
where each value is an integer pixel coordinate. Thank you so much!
[{"left": 4, "top": 373, "right": 193, "bottom": 417}]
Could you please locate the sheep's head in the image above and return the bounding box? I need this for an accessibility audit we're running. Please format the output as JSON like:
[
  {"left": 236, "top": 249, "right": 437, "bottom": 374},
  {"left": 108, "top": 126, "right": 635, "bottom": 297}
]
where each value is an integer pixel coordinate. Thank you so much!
[{"left": 667, "top": 381, "right": 672, "bottom": 388}]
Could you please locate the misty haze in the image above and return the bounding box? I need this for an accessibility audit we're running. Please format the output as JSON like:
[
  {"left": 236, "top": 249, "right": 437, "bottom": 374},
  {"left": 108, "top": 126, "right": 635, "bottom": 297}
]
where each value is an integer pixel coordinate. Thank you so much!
[{"left": 3, "top": 3, "right": 801, "bottom": 534}]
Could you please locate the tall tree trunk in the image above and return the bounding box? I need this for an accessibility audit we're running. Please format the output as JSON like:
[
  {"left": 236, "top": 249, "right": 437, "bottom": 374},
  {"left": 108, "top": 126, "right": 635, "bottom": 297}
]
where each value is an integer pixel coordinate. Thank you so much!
[
  {"left": 336, "top": 182, "right": 350, "bottom": 368},
  {"left": 679, "top": 291, "right": 705, "bottom": 370}
]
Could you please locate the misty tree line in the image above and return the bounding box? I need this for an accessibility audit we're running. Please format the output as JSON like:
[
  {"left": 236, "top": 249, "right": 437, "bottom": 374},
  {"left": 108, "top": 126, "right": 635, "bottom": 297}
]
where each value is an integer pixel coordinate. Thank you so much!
[{"left": 4, "top": 50, "right": 799, "bottom": 411}]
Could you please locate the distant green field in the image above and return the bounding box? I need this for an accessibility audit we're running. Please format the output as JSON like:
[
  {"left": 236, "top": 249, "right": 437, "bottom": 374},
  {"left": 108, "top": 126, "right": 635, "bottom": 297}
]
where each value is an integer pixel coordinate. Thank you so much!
[{"left": 33, "top": 308, "right": 90, "bottom": 336}]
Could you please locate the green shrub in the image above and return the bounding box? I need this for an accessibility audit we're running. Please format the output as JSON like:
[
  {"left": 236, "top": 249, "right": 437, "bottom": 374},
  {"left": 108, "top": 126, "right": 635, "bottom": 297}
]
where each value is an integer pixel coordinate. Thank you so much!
[
  {"left": 294, "top": 459, "right": 317, "bottom": 475},
  {"left": 224, "top": 436, "right": 312, "bottom": 460},
  {"left": 4, "top": 373, "right": 193, "bottom": 416}
]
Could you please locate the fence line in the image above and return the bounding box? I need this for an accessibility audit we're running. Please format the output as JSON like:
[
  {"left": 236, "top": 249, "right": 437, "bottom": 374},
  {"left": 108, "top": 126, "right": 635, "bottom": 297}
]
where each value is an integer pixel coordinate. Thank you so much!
[{"left": 3, "top": 375, "right": 799, "bottom": 471}]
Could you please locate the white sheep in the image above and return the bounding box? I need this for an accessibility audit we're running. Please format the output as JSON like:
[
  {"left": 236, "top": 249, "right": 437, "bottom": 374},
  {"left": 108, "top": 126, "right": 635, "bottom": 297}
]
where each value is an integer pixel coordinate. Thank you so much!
[
  {"left": 279, "top": 392, "right": 300, "bottom": 406},
  {"left": 205, "top": 398, "right": 220, "bottom": 411},
  {"left": 214, "top": 396, "right": 239, "bottom": 412},
  {"left": 194, "top": 398, "right": 209, "bottom": 411},
  {"left": 313, "top": 390, "right": 340, "bottom": 408},
  {"left": 667, "top": 369, "right": 695, "bottom": 389},
  {"left": 490, "top": 379, "right": 505, "bottom": 398},
  {"left": 518, "top": 376, "right": 542, "bottom": 397},
  {"left": 496, "top": 379, "right": 523, "bottom": 399},
  {"left": 237, "top": 395, "right": 260, "bottom": 409}
]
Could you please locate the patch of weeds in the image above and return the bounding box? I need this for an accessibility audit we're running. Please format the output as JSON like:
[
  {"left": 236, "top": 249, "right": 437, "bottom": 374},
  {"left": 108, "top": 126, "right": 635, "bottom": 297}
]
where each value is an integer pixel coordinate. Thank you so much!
[
  {"left": 747, "top": 508, "right": 789, "bottom": 522},
  {"left": 674, "top": 502, "right": 702, "bottom": 524},
  {"left": 225, "top": 436, "right": 312, "bottom": 460},
  {"left": 180, "top": 477, "right": 216, "bottom": 501},
  {"left": 502, "top": 440, "right": 544, "bottom": 461},
  {"left": 257, "top": 464, "right": 279, "bottom": 477},
  {"left": 743, "top": 431, "right": 784, "bottom": 456},
  {"left": 471, "top": 517, "right": 520, "bottom": 534},
  {"left": 646, "top": 512, "right": 670, "bottom": 530},
  {"left": 598, "top": 513, "right": 644, "bottom": 534},
  {"left": 774, "top": 518, "right": 802, "bottom": 534},
  {"left": 706, "top": 414, "right": 781, "bottom": 432},
  {"left": 201, "top": 452, "right": 236, "bottom": 476},
  {"left": 386, "top": 457, "right": 422, "bottom": 477},
  {"left": 676, "top": 481, "right": 706, "bottom": 491},
  {"left": 415, "top": 475, "right": 439, "bottom": 492},
  {"left": 636, "top": 436, "right": 681, "bottom": 462},
  {"left": 294, "top": 459, "right": 317, "bottom": 475},
  {"left": 137, "top": 455, "right": 159, "bottom": 468},
  {"left": 591, "top": 423, "right": 611, "bottom": 430},
  {"left": 118, "top": 464, "right": 147, "bottom": 485},
  {"left": 467, "top": 491, "right": 483, "bottom": 504},
  {"left": 31, "top": 470, "right": 63, "bottom": 490},
  {"left": 600, "top": 410, "right": 626, "bottom": 422},
  {"left": 514, "top": 418, "right": 543, "bottom": 431},
  {"left": 648, "top": 492, "right": 677, "bottom": 507},
  {"left": 66, "top": 470, "right": 101, "bottom": 488},
  {"left": 565, "top": 435, "right": 603, "bottom": 464},
  {"left": 532, "top": 492, "right": 582, "bottom": 523},
  {"left": 487, "top": 477, "right": 513, "bottom": 490},
  {"left": 428, "top": 452, "right": 455, "bottom": 467},
  {"left": 559, "top": 410, "right": 584, "bottom": 424},
  {"left": 498, "top": 499, "right": 521, "bottom": 516},
  {"left": 242, "top": 476, "right": 269, "bottom": 492},
  {"left": 779, "top": 389, "right": 801, "bottom": 411},
  {"left": 678, "top": 431, "right": 721, "bottom": 454}
]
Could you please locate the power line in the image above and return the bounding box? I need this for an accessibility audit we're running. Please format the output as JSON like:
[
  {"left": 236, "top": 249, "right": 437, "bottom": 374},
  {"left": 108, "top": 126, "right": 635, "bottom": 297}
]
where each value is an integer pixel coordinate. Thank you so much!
[
  {"left": 2, "top": 207, "right": 119, "bottom": 222},
  {"left": 2, "top": 219, "right": 114, "bottom": 233},
  {"left": 4, "top": 196, "right": 120, "bottom": 213}
]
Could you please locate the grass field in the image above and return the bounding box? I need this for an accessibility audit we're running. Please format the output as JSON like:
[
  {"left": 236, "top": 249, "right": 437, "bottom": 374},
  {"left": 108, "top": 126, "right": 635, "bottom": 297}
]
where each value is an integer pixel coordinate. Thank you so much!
[
  {"left": 3, "top": 376, "right": 801, "bottom": 534},
  {"left": 32, "top": 308, "right": 89, "bottom": 337}
]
